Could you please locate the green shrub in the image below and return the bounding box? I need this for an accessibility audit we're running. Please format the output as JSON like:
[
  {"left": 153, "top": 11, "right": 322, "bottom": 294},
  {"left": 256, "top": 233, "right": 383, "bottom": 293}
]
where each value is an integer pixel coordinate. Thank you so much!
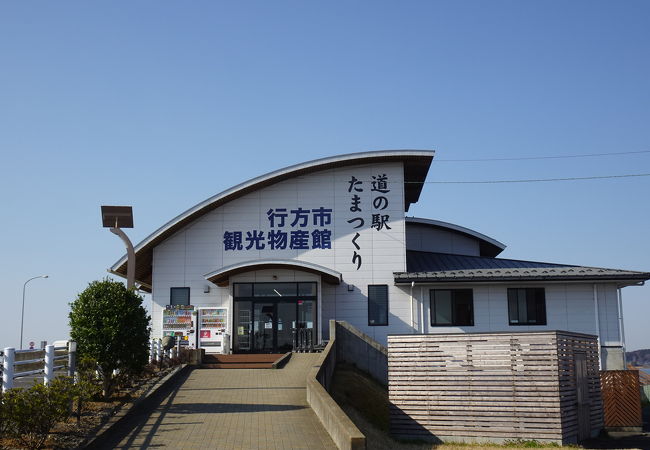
[
  {"left": 2, "top": 378, "right": 75, "bottom": 449},
  {"left": 0, "top": 392, "right": 10, "bottom": 444},
  {"left": 69, "top": 279, "right": 151, "bottom": 398},
  {"left": 71, "top": 360, "right": 103, "bottom": 423}
]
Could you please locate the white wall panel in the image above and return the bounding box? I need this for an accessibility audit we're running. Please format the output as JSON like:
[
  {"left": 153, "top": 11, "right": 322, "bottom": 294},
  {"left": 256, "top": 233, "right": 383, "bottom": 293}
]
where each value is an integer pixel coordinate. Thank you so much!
[
  {"left": 409, "top": 283, "right": 620, "bottom": 352},
  {"left": 151, "top": 162, "right": 408, "bottom": 344}
]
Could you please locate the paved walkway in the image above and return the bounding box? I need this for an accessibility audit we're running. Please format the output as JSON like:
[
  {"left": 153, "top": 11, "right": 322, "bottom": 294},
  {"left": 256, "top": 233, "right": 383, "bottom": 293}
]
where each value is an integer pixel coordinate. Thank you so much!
[{"left": 101, "top": 353, "right": 337, "bottom": 450}]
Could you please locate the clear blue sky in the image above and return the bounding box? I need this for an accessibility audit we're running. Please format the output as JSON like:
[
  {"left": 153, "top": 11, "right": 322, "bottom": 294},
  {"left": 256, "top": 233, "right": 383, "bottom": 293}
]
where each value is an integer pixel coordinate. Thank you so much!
[{"left": 1, "top": 1, "right": 648, "bottom": 350}]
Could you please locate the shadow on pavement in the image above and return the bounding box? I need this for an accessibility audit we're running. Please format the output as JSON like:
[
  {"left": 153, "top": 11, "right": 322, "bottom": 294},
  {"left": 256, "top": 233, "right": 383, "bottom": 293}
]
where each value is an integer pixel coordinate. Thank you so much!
[{"left": 87, "top": 367, "right": 307, "bottom": 450}]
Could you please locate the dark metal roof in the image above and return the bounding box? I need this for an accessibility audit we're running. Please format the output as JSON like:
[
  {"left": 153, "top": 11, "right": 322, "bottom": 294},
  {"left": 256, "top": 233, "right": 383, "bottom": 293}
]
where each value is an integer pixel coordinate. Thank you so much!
[
  {"left": 395, "top": 250, "right": 650, "bottom": 285},
  {"left": 110, "top": 150, "right": 434, "bottom": 291}
]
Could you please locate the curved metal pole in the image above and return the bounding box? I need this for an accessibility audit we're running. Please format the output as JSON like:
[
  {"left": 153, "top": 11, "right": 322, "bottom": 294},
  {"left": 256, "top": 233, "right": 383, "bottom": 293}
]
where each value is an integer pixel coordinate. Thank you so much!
[
  {"left": 21, "top": 275, "right": 48, "bottom": 350},
  {"left": 110, "top": 227, "right": 135, "bottom": 289}
]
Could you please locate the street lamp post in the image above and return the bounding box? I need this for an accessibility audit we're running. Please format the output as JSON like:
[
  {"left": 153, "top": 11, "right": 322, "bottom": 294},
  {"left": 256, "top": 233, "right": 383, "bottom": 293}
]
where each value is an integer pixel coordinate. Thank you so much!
[
  {"left": 20, "top": 275, "right": 49, "bottom": 350},
  {"left": 101, "top": 206, "right": 135, "bottom": 289}
]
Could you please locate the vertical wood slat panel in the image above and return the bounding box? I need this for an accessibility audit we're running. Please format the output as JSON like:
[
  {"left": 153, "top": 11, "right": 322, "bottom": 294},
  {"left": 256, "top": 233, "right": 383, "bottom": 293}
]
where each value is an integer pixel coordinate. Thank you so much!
[{"left": 388, "top": 331, "right": 602, "bottom": 445}]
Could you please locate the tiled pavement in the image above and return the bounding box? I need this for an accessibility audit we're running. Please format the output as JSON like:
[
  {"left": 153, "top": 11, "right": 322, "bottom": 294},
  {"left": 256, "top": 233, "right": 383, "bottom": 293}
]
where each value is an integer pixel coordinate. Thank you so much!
[{"left": 103, "top": 353, "right": 337, "bottom": 450}]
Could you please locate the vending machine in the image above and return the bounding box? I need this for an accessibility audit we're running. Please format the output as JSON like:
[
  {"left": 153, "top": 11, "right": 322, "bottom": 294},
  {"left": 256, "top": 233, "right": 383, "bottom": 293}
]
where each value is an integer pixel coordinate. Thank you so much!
[
  {"left": 198, "top": 307, "right": 229, "bottom": 354},
  {"left": 162, "top": 305, "right": 195, "bottom": 347}
]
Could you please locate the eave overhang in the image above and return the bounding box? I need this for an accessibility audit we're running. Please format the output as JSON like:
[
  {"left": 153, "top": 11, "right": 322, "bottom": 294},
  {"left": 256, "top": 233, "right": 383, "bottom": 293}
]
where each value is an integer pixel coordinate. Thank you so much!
[
  {"left": 394, "top": 271, "right": 650, "bottom": 286},
  {"left": 204, "top": 259, "right": 343, "bottom": 287},
  {"left": 109, "top": 150, "right": 434, "bottom": 288}
]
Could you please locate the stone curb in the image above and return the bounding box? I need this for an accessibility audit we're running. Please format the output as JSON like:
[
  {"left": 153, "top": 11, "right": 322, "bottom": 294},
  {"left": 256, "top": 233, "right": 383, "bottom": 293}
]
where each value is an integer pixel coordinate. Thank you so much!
[{"left": 80, "top": 364, "right": 190, "bottom": 449}]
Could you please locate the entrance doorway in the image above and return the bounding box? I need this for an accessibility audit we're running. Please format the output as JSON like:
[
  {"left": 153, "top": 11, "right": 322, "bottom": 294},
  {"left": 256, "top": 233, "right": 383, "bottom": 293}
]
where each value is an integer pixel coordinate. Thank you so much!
[{"left": 232, "top": 282, "right": 317, "bottom": 353}]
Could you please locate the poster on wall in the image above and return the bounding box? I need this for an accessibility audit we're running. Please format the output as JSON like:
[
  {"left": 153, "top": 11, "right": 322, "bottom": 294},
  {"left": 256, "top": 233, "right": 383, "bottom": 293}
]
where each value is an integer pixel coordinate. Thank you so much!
[{"left": 162, "top": 305, "right": 194, "bottom": 346}]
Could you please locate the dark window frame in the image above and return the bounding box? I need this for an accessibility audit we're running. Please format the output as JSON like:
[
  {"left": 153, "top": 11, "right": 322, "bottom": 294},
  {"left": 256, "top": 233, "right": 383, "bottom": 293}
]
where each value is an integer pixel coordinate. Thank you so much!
[
  {"left": 507, "top": 287, "right": 547, "bottom": 326},
  {"left": 170, "top": 287, "right": 190, "bottom": 306},
  {"left": 429, "top": 289, "right": 474, "bottom": 326},
  {"left": 368, "top": 284, "right": 389, "bottom": 326},
  {"left": 232, "top": 282, "right": 317, "bottom": 300}
]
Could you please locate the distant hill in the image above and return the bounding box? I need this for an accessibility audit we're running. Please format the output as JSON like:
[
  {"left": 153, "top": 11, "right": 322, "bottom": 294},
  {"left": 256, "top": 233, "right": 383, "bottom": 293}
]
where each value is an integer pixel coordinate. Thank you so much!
[{"left": 627, "top": 349, "right": 650, "bottom": 366}]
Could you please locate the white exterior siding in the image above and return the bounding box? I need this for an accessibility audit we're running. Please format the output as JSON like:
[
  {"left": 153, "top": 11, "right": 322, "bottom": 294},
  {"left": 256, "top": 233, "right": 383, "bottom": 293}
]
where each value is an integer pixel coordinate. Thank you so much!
[
  {"left": 406, "top": 282, "right": 623, "bottom": 368},
  {"left": 151, "top": 162, "right": 408, "bottom": 342}
]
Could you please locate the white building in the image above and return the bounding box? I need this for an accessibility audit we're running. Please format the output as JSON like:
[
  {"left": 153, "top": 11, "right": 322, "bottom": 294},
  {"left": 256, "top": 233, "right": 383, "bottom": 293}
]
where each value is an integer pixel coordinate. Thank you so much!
[{"left": 110, "top": 150, "right": 649, "bottom": 369}]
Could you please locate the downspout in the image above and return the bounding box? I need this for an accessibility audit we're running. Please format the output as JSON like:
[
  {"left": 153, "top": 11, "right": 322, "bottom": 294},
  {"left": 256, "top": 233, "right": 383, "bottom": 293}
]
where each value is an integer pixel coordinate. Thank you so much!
[
  {"left": 421, "top": 286, "right": 425, "bottom": 334},
  {"left": 420, "top": 288, "right": 425, "bottom": 334},
  {"left": 410, "top": 281, "right": 415, "bottom": 332},
  {"left": 593, "top": 284, "right": 602, "bottom": 370},
  {"left": 617, "top": 287, "right": 627, "bottom": 368}
]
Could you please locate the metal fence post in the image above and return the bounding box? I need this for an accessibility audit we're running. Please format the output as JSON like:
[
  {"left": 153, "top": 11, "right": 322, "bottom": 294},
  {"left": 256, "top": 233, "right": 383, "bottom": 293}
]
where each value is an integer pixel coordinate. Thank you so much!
[
  {"left": 44, "top": 344, "right": 55, "bottom": 385},
  {"left": 2, "top": 347, "right": 15, "bottom": 392},
  {"left": 149, "top": 339, "right": 156, "bottom": 363},
  {"left": 157, "top": 339, "right": 163, "bottom": 366},
  {"left": 68, "top": 341, "right": 77, "bottom": 378}
]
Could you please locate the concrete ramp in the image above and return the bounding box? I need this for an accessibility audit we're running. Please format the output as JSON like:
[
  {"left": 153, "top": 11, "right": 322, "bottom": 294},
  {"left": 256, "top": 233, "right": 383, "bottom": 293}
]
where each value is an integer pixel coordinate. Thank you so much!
[{"left": 97, "top": 353, "right": 337, "bottom": 449}]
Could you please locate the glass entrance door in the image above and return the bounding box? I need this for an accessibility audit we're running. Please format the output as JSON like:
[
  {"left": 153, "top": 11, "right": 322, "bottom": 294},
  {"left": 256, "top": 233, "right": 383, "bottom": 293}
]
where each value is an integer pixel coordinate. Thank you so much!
[
  {"left": 233, "top": 301, "right": 252, "bottom": 353},
  {"left": 233, "top": 282, "right": 317, "bottom": 353},
  {"left": 253, "top": 302, "right": 274, "bottom": 352},
  {"left": 277, "top": 302, "right": 297, "bottom": 352}
]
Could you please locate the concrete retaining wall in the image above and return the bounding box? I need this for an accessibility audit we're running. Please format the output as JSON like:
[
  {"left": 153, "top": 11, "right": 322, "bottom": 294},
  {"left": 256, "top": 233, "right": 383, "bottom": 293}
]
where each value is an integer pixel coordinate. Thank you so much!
[
  {"left": 334, "top": 321, "right": 388, "bottom": 386},
  {"left": 306, "top": 321, "right": 365, "bottom": 450}
]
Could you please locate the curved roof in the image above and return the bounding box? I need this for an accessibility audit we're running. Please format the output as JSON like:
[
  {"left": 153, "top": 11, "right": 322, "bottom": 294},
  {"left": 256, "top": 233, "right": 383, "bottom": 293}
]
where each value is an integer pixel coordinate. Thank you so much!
[
  {"left": 110, "top": 150, "right": 435, "bottom": 290},
  {"left": 405, "top": 217, "right": 506, "bottom": 257},
  {"left": 204, "top": 259, "right": 343, "bottom": 287}
]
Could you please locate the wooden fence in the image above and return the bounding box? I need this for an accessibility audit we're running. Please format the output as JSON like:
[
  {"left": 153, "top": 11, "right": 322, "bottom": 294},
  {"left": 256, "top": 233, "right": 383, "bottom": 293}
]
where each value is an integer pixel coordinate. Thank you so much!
[
  {"left": 388, "top": 331, "right": 603, "bottom": 445},
  {"left": 600, "top": 370, "right": 642, "bottom": 429}
]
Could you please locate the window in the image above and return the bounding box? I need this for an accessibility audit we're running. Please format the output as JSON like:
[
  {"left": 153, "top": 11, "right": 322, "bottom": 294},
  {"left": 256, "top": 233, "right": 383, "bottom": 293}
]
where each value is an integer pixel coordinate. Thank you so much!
[
  {"left": 253, "top": 283, "right": 298, "bottom": 297},
  {"left": 170, "top": 287, "right": 190, "bottom": 306},
  {"left": 508, "top": 288, "right": 546, "bottom": 325},
  {"left": 368, "top": 285, "right": 388, "bottom": 326},
  {"left": 233, "top": 282, "right": 317, "bottom": 298},
  {"left": 430, "top": 289, "right": 474, "bottom": 326}
]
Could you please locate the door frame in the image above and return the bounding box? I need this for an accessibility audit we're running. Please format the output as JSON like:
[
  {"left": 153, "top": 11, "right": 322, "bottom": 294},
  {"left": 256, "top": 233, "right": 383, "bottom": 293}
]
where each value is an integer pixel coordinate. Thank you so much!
[{"left": 232, "top": 282, "right": 317, "bottom": 353}]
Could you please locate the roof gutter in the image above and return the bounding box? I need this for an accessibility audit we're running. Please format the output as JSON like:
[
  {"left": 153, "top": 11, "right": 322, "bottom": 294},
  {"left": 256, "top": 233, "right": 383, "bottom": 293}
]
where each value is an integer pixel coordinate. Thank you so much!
[{"left": 394, "top": 276, "right": 650, "bottom": 286}]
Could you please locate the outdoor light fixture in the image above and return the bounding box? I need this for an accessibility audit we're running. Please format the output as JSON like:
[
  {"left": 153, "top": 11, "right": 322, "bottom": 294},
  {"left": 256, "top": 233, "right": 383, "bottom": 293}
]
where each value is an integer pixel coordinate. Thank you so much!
[
  {"left": 101, "top": 205, "right": 135, "bottom": 289},
  {"left": 20, "top": 275, "right": 49, "bottom": 350}
]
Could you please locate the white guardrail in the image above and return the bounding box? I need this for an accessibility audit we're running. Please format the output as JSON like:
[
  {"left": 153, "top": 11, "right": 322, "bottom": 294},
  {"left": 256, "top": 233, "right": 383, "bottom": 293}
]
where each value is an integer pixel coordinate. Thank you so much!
[
  {"left": 149, "top": 337, "right": 183, "bottom": 365},
  {"left": 1, "top": 342, "right": 76, "bottom": 392},
  {"left": 1, "top": 338, "right": 183, "bottom": 392}
]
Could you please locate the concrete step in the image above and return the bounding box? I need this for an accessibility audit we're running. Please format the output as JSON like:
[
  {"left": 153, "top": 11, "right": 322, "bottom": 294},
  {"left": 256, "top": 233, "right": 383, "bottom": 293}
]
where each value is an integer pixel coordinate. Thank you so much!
[
  {"left": 201, "top": 353, "right": 287, "bottom": 369},
  {"left": 201, "top": 363, "right": 275, "bottom": 369}
]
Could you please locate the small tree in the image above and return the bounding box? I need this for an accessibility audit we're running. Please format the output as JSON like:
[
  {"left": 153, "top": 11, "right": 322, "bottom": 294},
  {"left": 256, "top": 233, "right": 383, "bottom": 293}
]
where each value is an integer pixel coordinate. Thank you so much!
[{"left": 69, "top": 279, "right": 150, "bottom": 398}]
